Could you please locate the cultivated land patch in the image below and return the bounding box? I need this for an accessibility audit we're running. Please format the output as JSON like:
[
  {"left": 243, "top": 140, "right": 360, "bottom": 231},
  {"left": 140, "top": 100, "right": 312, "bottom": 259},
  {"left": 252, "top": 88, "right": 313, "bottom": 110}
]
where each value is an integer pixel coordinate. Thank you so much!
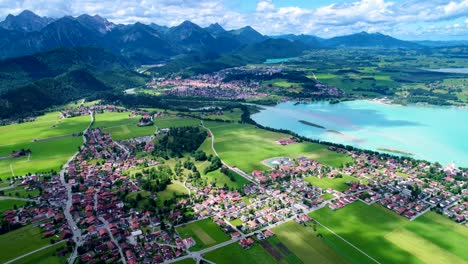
[
  {"left": 0, "top": 224, "right": 55, "bottom": 263},
  {"left": 309, "top": 202, "right": 468, "bottom": 264},
  {"left": 0, "top": 112, "right": 90, "bottom": 179},
  {"left": 385, "top": 228, "right": 465, "bottom": 264},
  {"left": 11, "top": 242, "right": 69, "bottom": 264},
  {"left": 272, "top": 221, "right": 349, "bottom": 264},
  {"left": 176, "top": 218, "right": 230, "bottom": 251},
  {"left": 203, "top": 122, "right": 352, "bottom": 173}
]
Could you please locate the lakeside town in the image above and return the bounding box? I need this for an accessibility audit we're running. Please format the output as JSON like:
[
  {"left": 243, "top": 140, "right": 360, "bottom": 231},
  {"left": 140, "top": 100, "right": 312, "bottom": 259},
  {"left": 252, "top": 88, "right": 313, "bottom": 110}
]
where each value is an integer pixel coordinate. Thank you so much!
[
  {"left": 148, "top": 66, "right": 344, "bottom": 100},
  {"left": 1, "top": 103, "right": 466, "bottom": 264}
]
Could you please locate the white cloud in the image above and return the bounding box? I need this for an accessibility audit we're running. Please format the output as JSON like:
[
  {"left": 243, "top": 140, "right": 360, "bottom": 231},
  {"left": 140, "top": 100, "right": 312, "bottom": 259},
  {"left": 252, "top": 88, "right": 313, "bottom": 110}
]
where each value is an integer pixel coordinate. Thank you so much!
[
  {"left": 0, "top": 0, "right": 466, "bottom": 39},
  {"left": 256, "top": 0, "right": 275, "bottom": 12}
]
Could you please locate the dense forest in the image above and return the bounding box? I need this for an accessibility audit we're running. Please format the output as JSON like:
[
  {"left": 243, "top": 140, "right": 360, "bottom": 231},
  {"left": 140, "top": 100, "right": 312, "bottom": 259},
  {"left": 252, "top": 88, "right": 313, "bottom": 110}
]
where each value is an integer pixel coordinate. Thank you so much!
[{"left": 152, "top": 127, "right": 206, "bottom": 158}]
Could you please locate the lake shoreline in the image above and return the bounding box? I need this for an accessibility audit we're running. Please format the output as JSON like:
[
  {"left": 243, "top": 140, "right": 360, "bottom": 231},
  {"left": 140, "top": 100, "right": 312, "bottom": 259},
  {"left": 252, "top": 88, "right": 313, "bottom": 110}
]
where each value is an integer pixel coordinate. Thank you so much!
[{"left": 251, "top": 100, "right": 468, "bottom": 167}]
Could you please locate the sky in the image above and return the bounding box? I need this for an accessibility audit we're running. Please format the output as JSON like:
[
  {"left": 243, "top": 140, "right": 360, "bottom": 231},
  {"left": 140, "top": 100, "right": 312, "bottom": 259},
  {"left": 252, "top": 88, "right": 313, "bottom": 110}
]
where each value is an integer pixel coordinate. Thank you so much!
[{"left": 0, "top": 0, "right": 467, "bottom": 40}]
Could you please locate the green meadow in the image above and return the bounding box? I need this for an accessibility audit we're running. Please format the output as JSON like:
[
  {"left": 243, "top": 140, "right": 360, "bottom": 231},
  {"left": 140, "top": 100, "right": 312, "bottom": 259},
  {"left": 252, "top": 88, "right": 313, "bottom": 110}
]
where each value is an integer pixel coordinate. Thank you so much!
[
  {"left": 0, "top": 224, "right": 55, "bottom": 263},
  {"left": 205, "top": 236, "right": 302, "bottom": 264},
  {"left": 203, "top": 122, "right": 352, "bottom": 173},
  {"left": 0, "top": 112, "right": 90, "bottom": 179},
  {"left": 92, "top": 112, "right": 156, "bottom": 141},
  {"left": 0, "top": 199, "right": 27, "bottom": 214},
  {"left": 309, "top": 202, "right": 468, "bottom": 264},
  {"left": 176, "top": 218, "right": 230, "bottom": 251},
  {"left": 11, "top": 242, "right": 68, "bottom": 264}
]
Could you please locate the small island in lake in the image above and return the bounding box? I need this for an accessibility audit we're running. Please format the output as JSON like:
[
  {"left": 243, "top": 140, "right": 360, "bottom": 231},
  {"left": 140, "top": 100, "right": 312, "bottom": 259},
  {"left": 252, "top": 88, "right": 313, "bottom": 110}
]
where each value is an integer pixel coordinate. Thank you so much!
[
  {"left": 377, "top": 148, "right": 414, "bottom": 156},
  {"left": 299, "top": 120, "right": 326, "bottom": 129}
]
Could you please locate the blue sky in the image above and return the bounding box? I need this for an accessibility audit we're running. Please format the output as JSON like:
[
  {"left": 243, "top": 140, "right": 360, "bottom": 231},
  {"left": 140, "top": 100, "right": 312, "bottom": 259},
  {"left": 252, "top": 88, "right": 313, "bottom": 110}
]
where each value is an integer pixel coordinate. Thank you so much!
[{"left": 1, "top": 0, "right": 467, "bottom": 40}]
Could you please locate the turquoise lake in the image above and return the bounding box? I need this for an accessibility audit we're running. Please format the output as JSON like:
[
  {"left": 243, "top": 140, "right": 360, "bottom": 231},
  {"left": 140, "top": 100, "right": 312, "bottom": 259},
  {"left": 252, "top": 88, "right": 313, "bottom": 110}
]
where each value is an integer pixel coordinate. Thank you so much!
[{"left": 251, "top": 100, "right": 468, "bottom": 167}]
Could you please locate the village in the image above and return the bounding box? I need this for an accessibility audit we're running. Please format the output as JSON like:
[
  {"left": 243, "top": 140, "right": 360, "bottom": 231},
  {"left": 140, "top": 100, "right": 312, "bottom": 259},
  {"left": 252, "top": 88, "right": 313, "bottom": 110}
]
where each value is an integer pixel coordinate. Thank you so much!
[{"left": 1, "top": 104, "right": 467, "bottom": 264}]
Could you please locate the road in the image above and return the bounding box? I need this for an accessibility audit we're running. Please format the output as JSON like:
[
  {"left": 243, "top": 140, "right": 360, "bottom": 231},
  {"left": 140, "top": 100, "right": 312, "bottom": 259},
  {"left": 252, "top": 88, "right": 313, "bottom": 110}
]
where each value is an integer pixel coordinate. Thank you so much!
[
  {"left": 4, "top": 240, "right": 67, "bottom": 264},
  {"left": 0, "top": 196, "right": 38, "bottom": 202},
  {"left": 200, "top": 121, "right": 256, "bottom": 184},
  {"left": 99, "top": 216, "right": 127, "bottom": 264},
  {"left": 93, "top": 192, "right": 127, "bottom": 264},
  {"left": 59, "top": 111, "right": 94, "bottom": 264},
  {"left": 165, "top": 202, "right": 329, "bottom": 264}
]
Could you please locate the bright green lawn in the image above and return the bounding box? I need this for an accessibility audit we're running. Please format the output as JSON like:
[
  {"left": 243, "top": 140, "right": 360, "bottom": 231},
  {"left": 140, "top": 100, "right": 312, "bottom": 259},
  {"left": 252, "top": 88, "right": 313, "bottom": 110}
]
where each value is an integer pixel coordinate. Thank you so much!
[
  {"left": 11, "top": 242, "right": 68, "bottom": 264},
  {"left": 310, "top": 202, "right": 468, "bottom": 264},
  {"left": 204, "top": 122, "right": 352, "bottom": 172},
  {"left": 0, "top": 224, "right": 54, "bottom": 263},
  {"left": 176, "top": 218, "right": 230, "bottom": 251},
  {"left": 0, "top": 199, "right": 27, "bottom": 214},
  {"left": 304, "top": 175, "right": 361, "bottom": 192}
]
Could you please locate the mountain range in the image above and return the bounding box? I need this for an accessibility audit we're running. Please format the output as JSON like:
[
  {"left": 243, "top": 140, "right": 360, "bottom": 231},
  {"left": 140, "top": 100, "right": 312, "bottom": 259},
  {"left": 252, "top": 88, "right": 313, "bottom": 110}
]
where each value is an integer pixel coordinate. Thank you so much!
[
  {"left": 1, "top": 10, "right": 456, "bottom": 64},
  {"left": 1, "top": 10, "right": 466, "bottom": 119}
]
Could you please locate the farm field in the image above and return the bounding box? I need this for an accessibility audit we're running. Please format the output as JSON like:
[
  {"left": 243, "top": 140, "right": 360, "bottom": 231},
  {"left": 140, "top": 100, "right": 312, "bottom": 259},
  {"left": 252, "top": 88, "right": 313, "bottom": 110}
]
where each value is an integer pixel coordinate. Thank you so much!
[
  {"left": 176, "top": 218, "right": 230, "bottom": 251},
  {"left": 304, "top": 175, "right": 361, "bottom": 192},
  {"left": 204, "top": 241, "right": 277, "bottom": 264},
  {"left": 309, "top": 202, "right": 468, "bottom": 264},
  {"left": 0, "top": 112, "right": 90, "bottom": 179},
  {"left": 203, "top": 122, "right": 352, "bottom": 172},
  {"left": 92, "top": 112, "right": 156, "bottom": 141},
  {"left": 272, "top": 221, "right": 349, "bottom": 264},
  {"left": 0, "top": 224, "right": 55, "bottom": 263},
  {"left": 0, "top": 199, "right": 27, "bottom": 214},
  {"left": 11, "top": 242, "right": 68, "bottom": 264}
]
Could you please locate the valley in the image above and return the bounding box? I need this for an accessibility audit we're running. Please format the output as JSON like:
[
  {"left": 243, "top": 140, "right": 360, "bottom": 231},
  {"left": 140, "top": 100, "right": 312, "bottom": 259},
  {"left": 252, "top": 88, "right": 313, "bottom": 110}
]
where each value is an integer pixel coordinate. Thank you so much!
[{"left": 0, "top": 7, "right": 467, "bottom": 264}]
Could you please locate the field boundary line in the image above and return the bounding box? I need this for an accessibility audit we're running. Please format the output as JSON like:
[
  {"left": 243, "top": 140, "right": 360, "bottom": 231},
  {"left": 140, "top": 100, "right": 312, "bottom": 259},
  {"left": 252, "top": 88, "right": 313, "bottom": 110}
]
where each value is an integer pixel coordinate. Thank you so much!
[{"left": 314, "top": 219, "right": 381, "bottom": 264}]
